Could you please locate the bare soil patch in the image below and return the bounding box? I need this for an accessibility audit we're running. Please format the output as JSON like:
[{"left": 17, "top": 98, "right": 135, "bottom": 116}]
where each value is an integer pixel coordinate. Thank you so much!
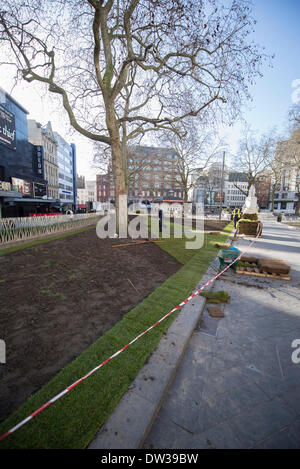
[
  {"left": 169, "top": 218, "right": 230, "bottom": 231},
  {"left": 202, "top": 220, "right": 229, "bottom": 231},
  {"left": 0, "top": 228, "right": 181, "bottom": 422}
]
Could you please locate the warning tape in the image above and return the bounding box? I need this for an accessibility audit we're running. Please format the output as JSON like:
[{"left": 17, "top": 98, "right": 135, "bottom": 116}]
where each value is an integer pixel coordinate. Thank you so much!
[{"left": 0, "top": 232, "right": 259, "bottom": 442}]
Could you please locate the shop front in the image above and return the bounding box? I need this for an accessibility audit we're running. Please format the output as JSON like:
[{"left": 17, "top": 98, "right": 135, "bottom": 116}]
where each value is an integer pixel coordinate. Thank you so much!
[
  {"left": 1, "top": 196, "right": 61, "bottom": 218},
  {"left": 0, "top": 179, "right": 60, "bottom": 218}
]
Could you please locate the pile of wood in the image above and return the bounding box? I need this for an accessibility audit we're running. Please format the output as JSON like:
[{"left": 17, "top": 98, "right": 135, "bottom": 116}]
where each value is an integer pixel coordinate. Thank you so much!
[{"left": 237, "top": 255, "right": 291, "bottom": 280}]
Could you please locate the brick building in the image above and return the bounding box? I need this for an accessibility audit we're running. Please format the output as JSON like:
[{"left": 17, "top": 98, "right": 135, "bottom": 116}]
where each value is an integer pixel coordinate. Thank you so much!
[
  {"left": 256, "top": 176, "right": 271, "bottom": 209},
  {"left": 96, "top": 145, "right": 183, "bottom": 203}
]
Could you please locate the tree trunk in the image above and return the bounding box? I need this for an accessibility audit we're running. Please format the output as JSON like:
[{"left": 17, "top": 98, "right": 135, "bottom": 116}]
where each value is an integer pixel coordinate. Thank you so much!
[
  {"left": 106, "top": 102, "right": 128, "bottom": 236},
  {"left": 111, "top": 139, "right": 128, "bottom": 236},
  {"left": 271, "top": 185, "right": 275, "bottom": 213},
  {"left": 121, "top": 120, "right": 129, "bottom": 195}
]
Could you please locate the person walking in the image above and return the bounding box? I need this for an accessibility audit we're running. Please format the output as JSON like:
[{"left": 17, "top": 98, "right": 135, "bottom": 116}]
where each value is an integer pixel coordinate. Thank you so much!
[
  {"left": 233, "top": 206, "right": 241, "bottom": 229},
  {"left": 158, "top": 208, "right": 163, "bottom": 234}
]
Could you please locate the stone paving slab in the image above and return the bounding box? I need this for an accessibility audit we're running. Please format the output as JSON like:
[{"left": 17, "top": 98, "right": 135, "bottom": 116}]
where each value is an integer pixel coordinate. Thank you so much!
[
  {"left": 143, "top": 220, "right": 300, "bottom": 449},
  {"left": 255, "top": 427, "right": 300, "bottom": 449},
  {"left": 228, "top": 397, "right": 297, "bottom": 448}
]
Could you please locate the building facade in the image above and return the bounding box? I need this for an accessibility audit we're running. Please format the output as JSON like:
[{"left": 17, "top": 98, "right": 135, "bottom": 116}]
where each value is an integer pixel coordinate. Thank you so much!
[
  {"left": 77, "top": 174, "right": 85, "bottom": 189},
  {"left": 256, "top": 175, "right": 271, "bottom": 209},
  {"left": 97, "top": 172, "right": 114, "bottom": 203},
  {"left": 54, "top": 132, "right": 77, "bottom": 211},
  {"left": 224, "top": 172, "right": 248, "bottom": 209},
  {"left": 28, "top": 120, "right": 59, "bottom": 200},
  {"left": 193, "top": 163, "right": 227, "bottom": 211},
  {"left": 127, "top": 146, "right": 182, "bottom": 200},
  {"left": 77, "top": 179, "right": 97, "bottom": 211},
  {"left": 270, "top": 129, "right": 300, "bottom": 214},
  {"left": 96, "top": 146, "right": 183, "bottom": 203},
  {"left": 0, "top": 87, "right": 50, "bottom": 218}
]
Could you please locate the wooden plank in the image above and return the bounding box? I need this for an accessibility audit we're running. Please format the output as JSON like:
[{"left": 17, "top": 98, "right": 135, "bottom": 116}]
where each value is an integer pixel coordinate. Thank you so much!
[
  {"left": 236, "top": 269, "right": 290, "bottom": 281},
  {"left": 112, "top": 239, "right": 164, "bottom": 248}
]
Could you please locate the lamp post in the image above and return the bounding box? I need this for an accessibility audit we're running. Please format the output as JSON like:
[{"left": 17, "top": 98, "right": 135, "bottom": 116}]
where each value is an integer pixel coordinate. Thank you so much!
[{"left": 219, "top": 150, "right": 226, "bottom": 220}]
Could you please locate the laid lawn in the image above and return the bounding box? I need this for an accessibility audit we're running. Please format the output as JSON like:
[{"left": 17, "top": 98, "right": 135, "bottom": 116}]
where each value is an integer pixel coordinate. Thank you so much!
[{"left": 0, "top": 221, "right": 233, "bottom": 448}]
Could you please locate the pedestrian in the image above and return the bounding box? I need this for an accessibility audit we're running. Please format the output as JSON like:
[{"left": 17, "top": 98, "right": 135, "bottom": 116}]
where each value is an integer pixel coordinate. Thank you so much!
[
  {"left": 233, "top": 206, "right": 241, "bottom": 229},
  {"left": 158, "top": 208, "right": 163, "bottom": 234}
]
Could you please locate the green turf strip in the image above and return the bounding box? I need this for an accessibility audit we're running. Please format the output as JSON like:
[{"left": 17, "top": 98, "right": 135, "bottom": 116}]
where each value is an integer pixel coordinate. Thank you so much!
[
  {"left": 199, "top": 290, "right": 230, "bottom": 303},
  {"left": 0, "top": 222, "right": 233, "bottom": 448}
]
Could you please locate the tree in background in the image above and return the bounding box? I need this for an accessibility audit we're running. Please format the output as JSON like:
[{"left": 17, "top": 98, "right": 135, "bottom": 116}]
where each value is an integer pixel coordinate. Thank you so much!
[
  {"left": 233, "top": 126, "right": 277, "bottom": 196},
  {"left": 288, "top": 102, "right": 300, "bottom": 131},
  {"left": 0, "top": 0, "right": 268, "bottom": 232},
  {"left": 157, "top": 120, "right": 225, "bottom": 202},
  {"left": 266, "top": 153, "right": 285, "bottom": 213}
]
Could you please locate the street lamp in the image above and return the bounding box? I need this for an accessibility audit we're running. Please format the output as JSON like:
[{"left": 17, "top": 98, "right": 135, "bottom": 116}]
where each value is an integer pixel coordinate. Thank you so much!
[{"left": 219, "top": 150, "right": 226, "bottom": 220}]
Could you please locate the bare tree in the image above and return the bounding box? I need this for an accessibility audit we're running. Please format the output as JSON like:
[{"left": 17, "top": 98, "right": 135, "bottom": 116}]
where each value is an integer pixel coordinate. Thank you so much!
[
  {"left": 234, "top": 126, "right": 277, "bottom": 196},
  {"left": 0, "top": 0, "right": 268, "bottom": 232},
  {"left": 288, "top": 102, "right": 300, "bottom": 131},
  {"left": 92, "top": 141, "right": 154, "bottom": 200},
  {"left": 193, "top": 161, "right": 226, "bottom": 211},
  {"left": 266, "top": 155, "right": 285, "bottom": 213},
  {"left": 157, "top": 120, "right": 224, "bottom": 202}
]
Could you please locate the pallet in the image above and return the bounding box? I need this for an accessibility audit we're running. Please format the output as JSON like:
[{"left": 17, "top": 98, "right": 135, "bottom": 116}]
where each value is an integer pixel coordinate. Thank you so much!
[{"left": 236, "top": 269, "right": 290, "bottom": 281}]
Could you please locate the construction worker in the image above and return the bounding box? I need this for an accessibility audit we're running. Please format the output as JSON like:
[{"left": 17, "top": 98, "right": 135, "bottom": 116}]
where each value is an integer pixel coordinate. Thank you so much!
[{"left": 233, "top": 206, "right": 241, "bottom": 229}]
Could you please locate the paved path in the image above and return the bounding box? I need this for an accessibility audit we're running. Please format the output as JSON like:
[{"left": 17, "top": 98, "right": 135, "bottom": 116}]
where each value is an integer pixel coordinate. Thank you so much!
[{"left": 143, "top": 219, "right": 300, "bottom": 449}]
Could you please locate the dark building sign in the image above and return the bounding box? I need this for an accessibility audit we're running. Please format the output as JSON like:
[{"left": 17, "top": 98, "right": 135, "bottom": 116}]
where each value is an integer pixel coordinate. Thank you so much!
[
  {"left": 33, "top": 145, "right": 44, "bottom": 178},
  {"left": 0, "top": 104, "right": 16, "bottom": 150},
  {"left": 33, "top": 182, "right": 47, "bottom": 198}
]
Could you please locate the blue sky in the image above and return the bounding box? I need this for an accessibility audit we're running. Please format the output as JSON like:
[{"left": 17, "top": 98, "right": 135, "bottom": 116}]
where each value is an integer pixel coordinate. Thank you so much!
[{"left": 240, "top": 0, "right": 300, "bottom": 133}]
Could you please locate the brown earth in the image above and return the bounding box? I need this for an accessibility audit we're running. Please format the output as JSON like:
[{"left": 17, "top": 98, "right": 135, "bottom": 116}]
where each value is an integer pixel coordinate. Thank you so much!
[
  {"left": 170, "top": 218, "right": 229, "bottom": 231},
  {"left": 0, "top": 228, "right": 182, "bottom": 422}
]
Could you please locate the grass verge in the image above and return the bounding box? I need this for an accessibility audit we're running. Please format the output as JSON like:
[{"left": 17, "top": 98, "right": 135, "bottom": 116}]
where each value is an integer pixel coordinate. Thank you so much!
[
  {"left": 199, "top": 290, "right": 230, "bottom": 303},
  {"left": 0, "top": 222, "right": 233, "bottom": 449}
]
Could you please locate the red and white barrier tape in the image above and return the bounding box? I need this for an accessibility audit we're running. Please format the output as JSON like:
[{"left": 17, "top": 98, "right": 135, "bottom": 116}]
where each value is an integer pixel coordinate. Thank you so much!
[{"left": 0, "top": 232, "right": 259, "bottom": 442}]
